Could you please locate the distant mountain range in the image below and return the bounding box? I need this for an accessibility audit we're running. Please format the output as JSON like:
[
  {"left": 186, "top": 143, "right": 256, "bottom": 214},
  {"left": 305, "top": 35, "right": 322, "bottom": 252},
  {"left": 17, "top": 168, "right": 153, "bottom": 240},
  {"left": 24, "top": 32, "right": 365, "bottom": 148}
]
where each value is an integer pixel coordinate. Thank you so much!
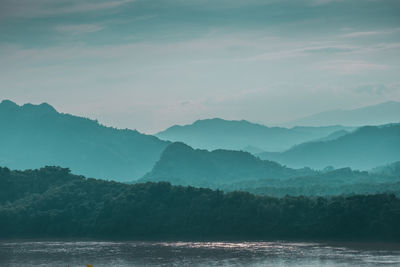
[
  {"left": 140, "top": 142, "right": 317, "bottom": 187},
  {"left": 141, "top": 141, "right": 400, "bottom": 196},
  {"left": 2, "top": 99, "right": 399, "bottom": 183},
  {"left": 0, "top": 100, "right": 169, "bottom": 181},
  {"left": 156, "top": 118, "right": 353, "bottom": 152},
  {"left": 370, "top": 161, "right": 400, "bottom": 177},
  {"left": 287, "top": 101, "right": 400, "bottom": 127},
  {"left": 258, "top": 124, "right": 400, "bottom": 170}
]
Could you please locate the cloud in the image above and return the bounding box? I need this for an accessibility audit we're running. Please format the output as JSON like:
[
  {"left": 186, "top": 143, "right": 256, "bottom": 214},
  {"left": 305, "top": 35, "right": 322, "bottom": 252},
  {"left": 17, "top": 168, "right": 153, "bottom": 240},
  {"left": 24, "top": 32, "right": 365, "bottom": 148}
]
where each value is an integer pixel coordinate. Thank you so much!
[
  {"left": 321, "top": 60, "right": 388, "bottom": 74},
  {"left": 355, "top": 83, "right": 400, "bottom": 95},
  {"left": 307, "top": 0, "right": 343, "bottom": 6},
  {"left": 0, "top": 0, "right": 134, "bottom": 19},
  {"left": 341, "top": 31, "right": 381, "bottom": 38},
  {"left": 302, "top": 46, "right": 354, "bottom": 54},
  {"left": 237, "top": 43, "right": 354, "bottom": 62},
  {"left": 55, "top": 24, "right": 104, "bottom": 35}
]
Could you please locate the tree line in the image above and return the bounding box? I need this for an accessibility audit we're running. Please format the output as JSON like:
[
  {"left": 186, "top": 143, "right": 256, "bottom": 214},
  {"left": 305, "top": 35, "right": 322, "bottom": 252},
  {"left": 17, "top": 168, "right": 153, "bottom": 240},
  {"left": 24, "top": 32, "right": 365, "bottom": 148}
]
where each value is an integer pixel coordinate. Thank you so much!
[{"left": 1, "top": 166, "right": 400, "bottom": 241}]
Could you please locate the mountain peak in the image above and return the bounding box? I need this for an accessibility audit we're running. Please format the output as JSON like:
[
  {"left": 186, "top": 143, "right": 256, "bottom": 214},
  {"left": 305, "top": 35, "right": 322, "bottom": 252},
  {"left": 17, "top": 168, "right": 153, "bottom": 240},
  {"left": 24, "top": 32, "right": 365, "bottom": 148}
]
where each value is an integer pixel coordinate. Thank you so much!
[
  {"left": 193, "top": 118, "right": 255, "bottom": 126},
  {"left": 163, "top": 142, "right": 194, "bottom": 155},
  {"left": 21, "top": 102, "right": 58, "bottom": 114},
  {"left": 0, "top": 99, "right": 19, "bottom": 109},
  {"left": 0, "top": 100, "right": 58, "bottom": 115}
]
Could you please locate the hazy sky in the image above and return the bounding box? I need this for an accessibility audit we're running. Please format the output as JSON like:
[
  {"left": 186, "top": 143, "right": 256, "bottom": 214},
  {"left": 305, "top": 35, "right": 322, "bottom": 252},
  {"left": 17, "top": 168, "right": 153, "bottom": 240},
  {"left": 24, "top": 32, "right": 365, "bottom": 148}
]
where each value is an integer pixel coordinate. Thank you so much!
[{"left": 1, "top": 0, "right": 400, "bottom": 133}]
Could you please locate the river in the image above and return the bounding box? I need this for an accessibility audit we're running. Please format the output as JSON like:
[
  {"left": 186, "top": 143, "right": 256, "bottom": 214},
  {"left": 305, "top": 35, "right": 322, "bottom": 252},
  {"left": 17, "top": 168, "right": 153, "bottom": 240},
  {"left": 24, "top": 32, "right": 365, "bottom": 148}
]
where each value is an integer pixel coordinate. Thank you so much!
[{"left": 1, "top": 240, "right": 400, "bottom": 266}]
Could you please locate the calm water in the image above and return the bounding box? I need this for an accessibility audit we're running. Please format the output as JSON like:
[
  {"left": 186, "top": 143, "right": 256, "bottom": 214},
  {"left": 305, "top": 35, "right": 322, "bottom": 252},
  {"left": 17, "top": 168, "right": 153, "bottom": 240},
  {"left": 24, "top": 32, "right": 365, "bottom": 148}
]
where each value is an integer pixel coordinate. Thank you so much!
[{"left": 1, "top": 240, "right": 400, "bottom": 266}]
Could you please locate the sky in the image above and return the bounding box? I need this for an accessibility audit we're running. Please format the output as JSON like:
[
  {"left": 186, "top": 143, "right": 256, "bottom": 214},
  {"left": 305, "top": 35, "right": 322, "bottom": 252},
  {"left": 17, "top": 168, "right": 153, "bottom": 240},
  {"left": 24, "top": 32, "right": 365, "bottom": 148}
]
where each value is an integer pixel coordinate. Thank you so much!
[{"left": 0, "top": 0, "right": 400, "bottom": 133}]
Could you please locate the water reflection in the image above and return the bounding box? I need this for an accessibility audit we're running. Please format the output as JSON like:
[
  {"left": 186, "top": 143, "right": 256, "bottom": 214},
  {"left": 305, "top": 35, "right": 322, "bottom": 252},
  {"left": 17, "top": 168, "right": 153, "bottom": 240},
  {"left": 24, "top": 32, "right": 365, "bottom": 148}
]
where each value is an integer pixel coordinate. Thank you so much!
[{"left": 1, "top": 240, "right": 400, "bottom": 266}]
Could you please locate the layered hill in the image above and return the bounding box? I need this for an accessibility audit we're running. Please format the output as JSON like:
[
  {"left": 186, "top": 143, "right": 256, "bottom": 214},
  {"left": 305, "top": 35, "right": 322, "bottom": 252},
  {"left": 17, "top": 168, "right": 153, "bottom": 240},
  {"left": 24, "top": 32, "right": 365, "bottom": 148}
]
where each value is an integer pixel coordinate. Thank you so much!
[
  {"left": 156, "top": 118, "right": 352, "bottom": 152},
  {"left": 258, "top": 124, "right": 400, "bottom": 170},
  {"left": 0, "top": 100, "right": 169, "bottom": 181},
  {"left": 140, "top": 142, "right": 315, "bottom": 187},
  {"left": 370, "top": 161, "right": 400, "bottom": 177},
  {"left": 288, "top": 101, "right": 400, "bottom": 127},
  {"left": 142, "top": 141, "right": 400, "bottom": 195}
]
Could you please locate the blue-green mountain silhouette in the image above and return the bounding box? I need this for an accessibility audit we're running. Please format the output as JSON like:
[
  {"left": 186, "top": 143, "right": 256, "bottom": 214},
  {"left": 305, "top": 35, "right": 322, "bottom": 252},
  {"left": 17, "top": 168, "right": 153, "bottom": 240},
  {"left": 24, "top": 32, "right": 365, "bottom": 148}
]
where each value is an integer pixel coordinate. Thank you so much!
[
  {"left": 370, "top": 161, "right": 400, "bottom": 177},
  {"left": 156, "top": 118, "right": 352, "bottom": 152},
  {"left": 288, "top": 101, "right": 400, "bottom": 127},
  {"left": 0, "top": 100, "right": 169, "bottom": 181},
  {"left": 258, "top": 124, "right": 400, "bottom": 170},
  {"left": 140, "top": 142, "right": 316, "bottom": 187},
  {"left": 141, "top": 141, "right": 400, "bottom": 195}
]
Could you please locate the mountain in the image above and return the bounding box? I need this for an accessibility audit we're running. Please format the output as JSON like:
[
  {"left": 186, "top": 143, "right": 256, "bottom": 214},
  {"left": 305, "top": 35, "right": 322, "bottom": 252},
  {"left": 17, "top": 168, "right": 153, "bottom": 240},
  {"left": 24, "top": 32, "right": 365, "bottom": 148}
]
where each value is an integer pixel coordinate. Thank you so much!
[
  {"left": 311, "top": 129, "right": 349, "bottom": 142},
  {"left": 288, "top": 101, "right": 400, "bottom": 127},
  {"left": 241, "top": 145, "right": 265, "bottom": 154},
  {"left": 142, "top": 141, "right": 400, "bottom": 196},
  {"left": 140, "top": 142, "right": 315, "bottom": 187},
  {"left": 258, "top": 124, "right": 400, "bottom": 170},
  {"left": 0, "top": 100, "right": 169, "bottom": 181},
  {"left": 370, "top": 161, "right": 400, "bottom": 177},
  {"left": 156, "top": 118, "right": 353, "bottom": 152}
]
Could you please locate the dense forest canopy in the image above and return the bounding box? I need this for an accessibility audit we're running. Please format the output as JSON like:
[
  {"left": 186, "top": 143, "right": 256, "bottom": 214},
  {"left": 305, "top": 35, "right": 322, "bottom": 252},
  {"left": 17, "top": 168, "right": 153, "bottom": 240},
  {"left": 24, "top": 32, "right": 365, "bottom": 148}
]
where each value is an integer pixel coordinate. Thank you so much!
[{"left": 1, "top": 166, "right": 400, "bottom": 241}]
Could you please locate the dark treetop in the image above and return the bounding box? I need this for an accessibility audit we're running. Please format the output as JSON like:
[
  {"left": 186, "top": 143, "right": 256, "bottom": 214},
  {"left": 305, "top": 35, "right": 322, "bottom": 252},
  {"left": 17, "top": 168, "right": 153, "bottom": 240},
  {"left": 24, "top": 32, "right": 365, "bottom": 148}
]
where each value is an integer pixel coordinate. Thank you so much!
[{"left": 1, "top": 166, "right": 400, "bottom": 241}]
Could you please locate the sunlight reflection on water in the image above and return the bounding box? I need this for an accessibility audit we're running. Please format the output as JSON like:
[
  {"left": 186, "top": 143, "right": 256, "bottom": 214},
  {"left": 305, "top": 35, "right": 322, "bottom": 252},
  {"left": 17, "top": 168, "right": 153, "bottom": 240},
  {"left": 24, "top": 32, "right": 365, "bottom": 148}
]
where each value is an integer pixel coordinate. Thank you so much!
[{"left": 1, "top": 240, "right": 400, "bottom": 266}]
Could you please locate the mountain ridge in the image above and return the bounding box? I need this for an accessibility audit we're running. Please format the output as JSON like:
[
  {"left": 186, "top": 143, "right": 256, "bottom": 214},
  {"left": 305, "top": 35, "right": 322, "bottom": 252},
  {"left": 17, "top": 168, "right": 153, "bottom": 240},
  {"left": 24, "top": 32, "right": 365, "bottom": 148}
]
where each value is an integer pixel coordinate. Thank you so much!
[
  {"left": 287, "top": 101, "right": 400, "bottom": 127},
  {"left": 0, "top": 100, "right": 169, "bottom": 181},
  {"left": 258, "top": 123, "right": 400, "bottom": 170},
  {"left": 156, "top": 118, "right": 353, "bottom": 152},
  {"left": 140, "top": 142, "right": 316, "bottom": 187}
]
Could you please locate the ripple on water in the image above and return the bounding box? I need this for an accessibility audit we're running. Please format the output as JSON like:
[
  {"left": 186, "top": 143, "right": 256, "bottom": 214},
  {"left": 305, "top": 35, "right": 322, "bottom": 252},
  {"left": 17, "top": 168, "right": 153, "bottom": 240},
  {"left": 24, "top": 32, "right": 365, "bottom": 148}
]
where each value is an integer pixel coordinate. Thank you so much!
[{"left": 0, "top": 241, "right": 400, "bottom": 267}]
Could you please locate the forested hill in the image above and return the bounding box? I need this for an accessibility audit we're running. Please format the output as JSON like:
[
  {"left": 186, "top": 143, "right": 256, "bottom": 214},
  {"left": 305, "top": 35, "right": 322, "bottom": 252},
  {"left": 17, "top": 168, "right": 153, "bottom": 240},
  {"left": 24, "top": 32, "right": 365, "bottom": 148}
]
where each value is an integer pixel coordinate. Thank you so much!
[
  {"left": 0, "top": 100, "right": 169, "bottom": 181},
  {"left": 258, "top": 124, "right": 400, "bottom": 170},
  {"left": 140, "top": 142, "right": 315, "bottom": 187},
  {"left": 156, "top": 118, "right": 352, "bottom": 152},
  {"left": 141, "top": 142, "right": 400, "bottom": 196},
  {"left": 370, "top": 161, "right": 400, "bottom": 177},
  {"left": 1, "top": 166, "right": 400, "bottom": 241}
]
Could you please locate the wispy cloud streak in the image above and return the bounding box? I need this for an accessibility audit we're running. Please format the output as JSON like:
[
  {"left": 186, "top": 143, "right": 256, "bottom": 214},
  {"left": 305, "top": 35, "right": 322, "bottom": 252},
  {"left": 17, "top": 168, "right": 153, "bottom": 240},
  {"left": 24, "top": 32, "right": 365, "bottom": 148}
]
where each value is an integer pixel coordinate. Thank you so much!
[
  {"left": 55, "top": 24, "right": 104, "bottom": 35},
  {"left": 0, "top": 0, "right": 134, "bottom": 19}
]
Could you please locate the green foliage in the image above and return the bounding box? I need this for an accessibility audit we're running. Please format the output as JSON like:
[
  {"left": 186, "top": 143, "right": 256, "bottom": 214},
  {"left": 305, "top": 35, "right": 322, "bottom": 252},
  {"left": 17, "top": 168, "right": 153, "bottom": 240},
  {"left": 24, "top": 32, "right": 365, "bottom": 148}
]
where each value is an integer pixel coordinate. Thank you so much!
[
  {"left": 1, "top": 166, "right": 400, "bottom": 241},
  {"left": 223, "top": 167, "right": 400, "bottom": 197}
]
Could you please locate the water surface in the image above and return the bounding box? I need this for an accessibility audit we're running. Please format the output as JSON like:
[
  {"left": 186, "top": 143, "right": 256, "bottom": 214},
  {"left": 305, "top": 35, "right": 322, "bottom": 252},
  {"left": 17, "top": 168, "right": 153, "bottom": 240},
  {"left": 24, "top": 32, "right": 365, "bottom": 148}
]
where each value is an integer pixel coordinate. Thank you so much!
[{"left": 1, "top": 240, "right": 400, "bottom": 266}]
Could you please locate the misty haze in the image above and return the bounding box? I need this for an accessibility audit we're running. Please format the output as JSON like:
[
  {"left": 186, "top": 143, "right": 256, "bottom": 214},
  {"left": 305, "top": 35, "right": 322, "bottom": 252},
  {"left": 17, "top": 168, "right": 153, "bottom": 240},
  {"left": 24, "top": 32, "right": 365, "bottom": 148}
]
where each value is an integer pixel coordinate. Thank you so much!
[{"left": 1, "top": 0, "right": 400, "bottom": 266}]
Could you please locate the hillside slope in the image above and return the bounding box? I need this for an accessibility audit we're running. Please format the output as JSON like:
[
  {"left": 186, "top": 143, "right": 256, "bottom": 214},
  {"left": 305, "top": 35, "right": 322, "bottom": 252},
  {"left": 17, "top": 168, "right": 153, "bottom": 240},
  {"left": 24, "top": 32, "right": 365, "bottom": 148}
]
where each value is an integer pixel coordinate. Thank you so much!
[
  {"left": 258, "top": 124, "right": 400, "bottom": 170},
  {"left": 156, "top": 118, "right": 351, "bottom": 152},
  {"left": 288, "top": 101, "right": 400, "bottom": 126},
  {"left": 0, "top": 100, "right": 169, "bottom": 181},
  {"left": 141, "top": 142, "right": 315, "bottom": 187}
]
